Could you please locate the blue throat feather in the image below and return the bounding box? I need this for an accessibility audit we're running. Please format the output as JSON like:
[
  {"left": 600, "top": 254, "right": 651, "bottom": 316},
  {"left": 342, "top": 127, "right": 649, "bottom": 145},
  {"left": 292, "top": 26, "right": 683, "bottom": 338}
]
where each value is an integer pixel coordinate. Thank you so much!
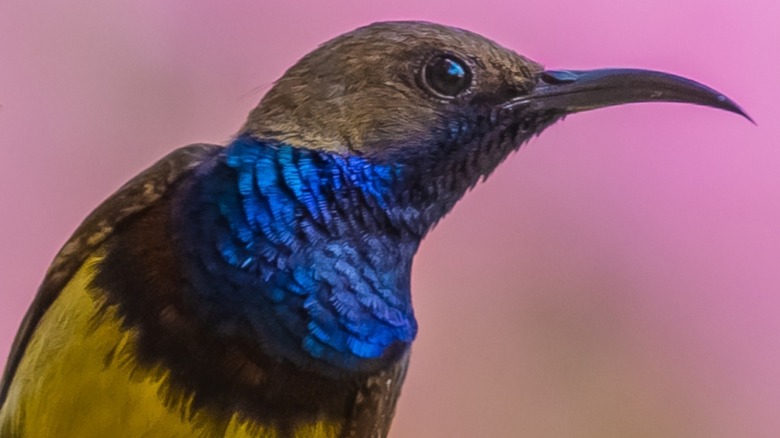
[{"left": 174, "top": 135, "right": 451, "bottom": 376}]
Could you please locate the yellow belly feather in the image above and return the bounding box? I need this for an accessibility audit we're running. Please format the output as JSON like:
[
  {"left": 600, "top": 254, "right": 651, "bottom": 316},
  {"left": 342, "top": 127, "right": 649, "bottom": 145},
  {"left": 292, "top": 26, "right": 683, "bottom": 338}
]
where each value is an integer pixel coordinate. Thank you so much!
[{"left": 0, "top": 254, "right": 339, "bottom": 438}]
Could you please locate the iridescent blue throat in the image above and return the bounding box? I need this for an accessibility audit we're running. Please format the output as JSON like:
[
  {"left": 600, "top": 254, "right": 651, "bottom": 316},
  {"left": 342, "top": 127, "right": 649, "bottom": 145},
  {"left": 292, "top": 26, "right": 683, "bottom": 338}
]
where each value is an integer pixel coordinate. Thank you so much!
[{"left": 176, "top": 135, "right": 442, "bottom": 375}]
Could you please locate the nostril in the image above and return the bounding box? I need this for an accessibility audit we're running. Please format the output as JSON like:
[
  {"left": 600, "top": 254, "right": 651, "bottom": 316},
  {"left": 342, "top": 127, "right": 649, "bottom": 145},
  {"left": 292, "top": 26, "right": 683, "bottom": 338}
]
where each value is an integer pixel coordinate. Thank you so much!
[{"left": 540, "top": 70, "right": 579, "bottom": 84}]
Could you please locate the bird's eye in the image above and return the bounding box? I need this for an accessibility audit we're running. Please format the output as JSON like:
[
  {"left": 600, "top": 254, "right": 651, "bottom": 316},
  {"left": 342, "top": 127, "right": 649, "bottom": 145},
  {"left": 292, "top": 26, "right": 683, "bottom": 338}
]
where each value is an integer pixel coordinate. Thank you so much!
[{"left": 422, "top": 54, "right": 472, "bottom": 98}]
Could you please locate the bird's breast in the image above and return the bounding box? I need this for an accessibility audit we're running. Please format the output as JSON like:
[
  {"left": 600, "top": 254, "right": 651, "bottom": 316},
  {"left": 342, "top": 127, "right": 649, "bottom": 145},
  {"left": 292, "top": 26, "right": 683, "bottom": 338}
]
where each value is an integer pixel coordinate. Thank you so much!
[{"left": 0, "top": 252, "right": 341, "bottom": 438}]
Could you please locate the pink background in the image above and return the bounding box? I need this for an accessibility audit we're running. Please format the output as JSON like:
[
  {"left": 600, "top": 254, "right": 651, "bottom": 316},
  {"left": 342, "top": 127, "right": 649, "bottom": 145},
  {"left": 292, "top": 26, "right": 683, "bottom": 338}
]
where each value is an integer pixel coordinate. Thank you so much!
[{"left": 1, "top": 1, "right": 777, "bottom": 436}]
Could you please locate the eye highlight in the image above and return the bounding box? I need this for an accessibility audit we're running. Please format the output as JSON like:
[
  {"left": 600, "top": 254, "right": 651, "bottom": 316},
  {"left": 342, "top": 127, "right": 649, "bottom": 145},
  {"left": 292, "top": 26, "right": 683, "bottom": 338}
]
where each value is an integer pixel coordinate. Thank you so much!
[{"left": 421, "top": 54, "right": 473, "bottom": 99}]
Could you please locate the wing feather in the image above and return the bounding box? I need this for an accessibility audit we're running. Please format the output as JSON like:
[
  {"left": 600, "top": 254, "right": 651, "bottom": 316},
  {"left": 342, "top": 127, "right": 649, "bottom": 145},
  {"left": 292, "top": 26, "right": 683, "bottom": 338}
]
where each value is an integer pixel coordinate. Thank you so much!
[{"left": 0, "top": 144, "right": 222, "bottom": 407}]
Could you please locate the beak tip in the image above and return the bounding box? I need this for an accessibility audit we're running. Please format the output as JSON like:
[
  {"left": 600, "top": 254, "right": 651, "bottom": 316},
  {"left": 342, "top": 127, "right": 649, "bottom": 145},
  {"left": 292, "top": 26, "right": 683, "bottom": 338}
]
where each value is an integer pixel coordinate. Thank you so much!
[
  {"left": 732, "top": 104, "right": 755, "bottom": 125},
  {"left": 718, "top": 96, "right": 754, "bottom": 124}
]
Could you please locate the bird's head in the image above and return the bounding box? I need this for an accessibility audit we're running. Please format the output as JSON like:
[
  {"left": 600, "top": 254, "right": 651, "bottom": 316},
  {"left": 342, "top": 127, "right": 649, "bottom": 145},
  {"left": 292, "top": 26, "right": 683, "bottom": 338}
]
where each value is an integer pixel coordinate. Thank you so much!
[{"left": 242, "top": 21, "right": 748, "bottom": 227}]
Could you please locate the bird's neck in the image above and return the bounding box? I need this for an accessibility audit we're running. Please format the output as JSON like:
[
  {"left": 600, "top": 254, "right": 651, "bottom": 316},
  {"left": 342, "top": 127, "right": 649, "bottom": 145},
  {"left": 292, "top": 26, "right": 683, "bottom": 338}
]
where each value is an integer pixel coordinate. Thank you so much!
[{"left": 174, "top": 135, "right": 459, "bottom": 376}]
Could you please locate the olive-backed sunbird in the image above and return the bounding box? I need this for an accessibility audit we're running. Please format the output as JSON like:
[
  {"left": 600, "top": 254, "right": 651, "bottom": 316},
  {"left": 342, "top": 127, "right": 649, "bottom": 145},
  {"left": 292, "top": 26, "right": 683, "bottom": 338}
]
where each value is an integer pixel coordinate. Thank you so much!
[{"left": 0, "top": 21, "right": 749, "bottom": 438}]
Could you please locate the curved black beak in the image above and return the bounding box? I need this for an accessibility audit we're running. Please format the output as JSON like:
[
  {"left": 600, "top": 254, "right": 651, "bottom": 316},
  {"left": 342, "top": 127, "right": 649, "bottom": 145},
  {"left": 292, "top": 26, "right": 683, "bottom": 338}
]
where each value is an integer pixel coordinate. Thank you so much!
[{"left": 504, "top": 68, "right": 752, "bottom": 123}]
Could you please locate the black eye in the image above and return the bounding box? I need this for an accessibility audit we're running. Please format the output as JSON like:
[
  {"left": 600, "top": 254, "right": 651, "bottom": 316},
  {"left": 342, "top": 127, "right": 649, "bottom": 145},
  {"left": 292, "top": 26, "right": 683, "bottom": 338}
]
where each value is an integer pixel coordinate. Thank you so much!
[{"left": 422, "top": 54, "right": 472, "bottom": 98}]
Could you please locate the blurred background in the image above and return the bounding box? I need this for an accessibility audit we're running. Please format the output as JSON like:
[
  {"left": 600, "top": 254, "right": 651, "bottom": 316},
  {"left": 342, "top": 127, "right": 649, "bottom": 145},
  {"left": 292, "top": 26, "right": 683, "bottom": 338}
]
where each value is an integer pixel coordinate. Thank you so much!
[{"left": 1, "top": 1, "right": 777, "bottom": 437}]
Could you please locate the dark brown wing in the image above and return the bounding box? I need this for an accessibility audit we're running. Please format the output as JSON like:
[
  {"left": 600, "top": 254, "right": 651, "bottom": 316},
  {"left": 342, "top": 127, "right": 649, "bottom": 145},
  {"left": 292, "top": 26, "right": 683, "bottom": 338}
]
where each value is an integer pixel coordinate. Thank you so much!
[
  {"left": 344, "top": 349, "right": 412, "bottom": 438},
  {"left": 0, "top": 144, "right": 223, "bottom": 407}
]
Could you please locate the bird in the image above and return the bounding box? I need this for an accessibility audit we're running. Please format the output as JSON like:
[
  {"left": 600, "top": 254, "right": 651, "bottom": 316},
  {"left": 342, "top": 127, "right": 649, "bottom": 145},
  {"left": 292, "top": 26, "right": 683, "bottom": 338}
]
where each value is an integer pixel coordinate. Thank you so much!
[{"left": 0, "top": 21, "right": 748, "bottom": 438}]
